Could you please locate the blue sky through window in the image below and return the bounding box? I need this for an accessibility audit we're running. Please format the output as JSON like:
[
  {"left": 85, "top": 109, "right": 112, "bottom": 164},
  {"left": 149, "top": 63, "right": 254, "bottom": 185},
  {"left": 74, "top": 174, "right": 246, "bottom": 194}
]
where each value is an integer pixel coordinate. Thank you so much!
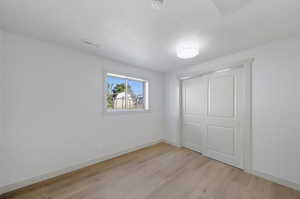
[{"left": 107, "top": 76, "right": 144, "bottom": 96}]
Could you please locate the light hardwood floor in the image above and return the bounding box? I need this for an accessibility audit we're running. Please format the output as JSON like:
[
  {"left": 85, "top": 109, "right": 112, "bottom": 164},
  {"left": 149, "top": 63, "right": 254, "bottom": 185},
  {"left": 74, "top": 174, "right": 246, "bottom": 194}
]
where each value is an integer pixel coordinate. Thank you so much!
[{"left": 1, "top": 143, "right": 300, "bottom": 199}]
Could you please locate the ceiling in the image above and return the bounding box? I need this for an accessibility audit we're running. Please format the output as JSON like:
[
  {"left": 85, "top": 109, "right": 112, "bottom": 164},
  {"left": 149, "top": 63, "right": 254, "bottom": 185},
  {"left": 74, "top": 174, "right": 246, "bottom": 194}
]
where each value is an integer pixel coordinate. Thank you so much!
[{"left": 1, "top": 0, "right": 300, "bottom": 71}]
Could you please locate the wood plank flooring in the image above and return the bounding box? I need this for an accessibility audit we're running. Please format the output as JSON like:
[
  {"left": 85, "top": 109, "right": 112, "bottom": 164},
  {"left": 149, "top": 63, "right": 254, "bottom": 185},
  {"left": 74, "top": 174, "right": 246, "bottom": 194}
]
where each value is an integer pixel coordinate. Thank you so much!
[{"left": 1, "top": 143, "right": 300, "bottom": 199}]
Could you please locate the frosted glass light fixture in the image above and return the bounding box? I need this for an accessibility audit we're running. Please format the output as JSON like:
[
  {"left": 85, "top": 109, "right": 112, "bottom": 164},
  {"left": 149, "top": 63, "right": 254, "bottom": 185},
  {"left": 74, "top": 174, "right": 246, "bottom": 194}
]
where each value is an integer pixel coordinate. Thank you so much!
[
  {"left": 152, "top": 0, "right": 164, "bottom": 10},
  {"left": 176, "top": 42, "right": 200, "bottom": 59}
]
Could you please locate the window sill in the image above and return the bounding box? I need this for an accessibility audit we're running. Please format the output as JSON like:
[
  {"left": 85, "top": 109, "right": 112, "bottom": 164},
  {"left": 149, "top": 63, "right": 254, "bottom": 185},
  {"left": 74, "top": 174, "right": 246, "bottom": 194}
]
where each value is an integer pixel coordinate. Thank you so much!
[{"left": 103, "top": 109, "right": 152, "bottom": 115}]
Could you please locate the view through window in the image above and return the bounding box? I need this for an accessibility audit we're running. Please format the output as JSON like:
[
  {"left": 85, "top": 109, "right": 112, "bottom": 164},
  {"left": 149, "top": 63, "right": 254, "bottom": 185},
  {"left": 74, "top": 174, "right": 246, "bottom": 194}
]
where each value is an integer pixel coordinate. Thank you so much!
[{"left": 106, "top": 73, "right": 148, "bottom": 111}]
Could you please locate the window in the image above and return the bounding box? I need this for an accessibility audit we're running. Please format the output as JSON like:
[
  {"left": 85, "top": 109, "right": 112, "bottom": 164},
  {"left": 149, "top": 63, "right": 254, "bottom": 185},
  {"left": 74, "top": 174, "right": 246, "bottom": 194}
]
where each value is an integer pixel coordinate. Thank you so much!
[{"left": 105, "top": 73, "right": 149, "bottom": 112}]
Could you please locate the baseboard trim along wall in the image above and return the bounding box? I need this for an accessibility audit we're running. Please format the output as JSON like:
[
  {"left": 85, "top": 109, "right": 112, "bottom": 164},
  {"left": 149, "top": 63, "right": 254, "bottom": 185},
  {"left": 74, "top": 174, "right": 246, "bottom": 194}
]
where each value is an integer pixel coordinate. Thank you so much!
[
  {"left": 163, "top": 139, "right": 182, "bottom": 148},
  {"left": 251, "top": 170, "right": 300, "bottom": 192},
  {"left": 2, "top": 140, "right": 299, "bottom": 195},
  {"left": 0, "top": 139, "right": 165, "bottom": 195}
]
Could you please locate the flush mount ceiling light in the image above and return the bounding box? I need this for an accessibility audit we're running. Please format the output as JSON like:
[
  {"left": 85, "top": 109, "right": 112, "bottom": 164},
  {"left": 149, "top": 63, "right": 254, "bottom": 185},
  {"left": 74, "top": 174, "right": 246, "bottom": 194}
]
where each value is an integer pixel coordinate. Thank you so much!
[
  {"left": 176, "top": 42, "right": 200, "bottom": 59},
  {"left": 151, "top": 0, "right": 164, "bottom": 10}
]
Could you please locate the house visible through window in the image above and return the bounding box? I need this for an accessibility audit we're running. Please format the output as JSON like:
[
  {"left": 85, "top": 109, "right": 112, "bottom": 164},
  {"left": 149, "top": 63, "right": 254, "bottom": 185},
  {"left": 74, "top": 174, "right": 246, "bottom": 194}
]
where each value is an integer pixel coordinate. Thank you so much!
[{"left": 106, "top": 73, "right": 149, "bottom": 111}]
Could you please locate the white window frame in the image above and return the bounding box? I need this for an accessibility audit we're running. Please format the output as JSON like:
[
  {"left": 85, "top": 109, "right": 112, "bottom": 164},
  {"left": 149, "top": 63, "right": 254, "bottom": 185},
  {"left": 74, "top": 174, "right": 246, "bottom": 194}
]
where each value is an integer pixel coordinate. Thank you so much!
[{"left": 104, "top": 72, "right": 150, "bottom": 113}]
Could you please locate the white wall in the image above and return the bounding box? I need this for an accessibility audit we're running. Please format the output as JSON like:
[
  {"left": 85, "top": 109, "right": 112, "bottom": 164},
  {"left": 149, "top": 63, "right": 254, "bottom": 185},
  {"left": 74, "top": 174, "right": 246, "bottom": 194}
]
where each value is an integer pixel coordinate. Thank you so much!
[
  {"left": 0, "top": 29, "right": 7, "bottom": 188},
  {"left": 164, "top": 35, "right": 300, "bottom": 187},
  {"left": 1, "top": 31, "right": 164, "bottom": 190}
]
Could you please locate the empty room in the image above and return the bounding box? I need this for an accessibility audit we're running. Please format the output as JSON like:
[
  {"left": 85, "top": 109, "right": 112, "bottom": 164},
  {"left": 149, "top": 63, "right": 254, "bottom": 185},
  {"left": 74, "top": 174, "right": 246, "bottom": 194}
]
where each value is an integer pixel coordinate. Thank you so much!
[{"left": 0, "top": 0, "right": 300, "bottom": 198}]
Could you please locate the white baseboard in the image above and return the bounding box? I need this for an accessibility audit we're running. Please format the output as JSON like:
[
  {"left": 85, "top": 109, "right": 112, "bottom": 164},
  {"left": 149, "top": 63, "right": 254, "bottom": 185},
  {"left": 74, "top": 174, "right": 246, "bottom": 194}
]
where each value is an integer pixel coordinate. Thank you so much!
[
  {"left": 251, "top": 170, "right": 300, "bottom": 192},
  {"left": 0, "top": 139, "right": 163, "bottom": 195},
  {"left": 162, "top": 139, "right": 181, "bottom": 148},
  {"left": 4, "top": 140, "right": 298, "bottom": 195}
]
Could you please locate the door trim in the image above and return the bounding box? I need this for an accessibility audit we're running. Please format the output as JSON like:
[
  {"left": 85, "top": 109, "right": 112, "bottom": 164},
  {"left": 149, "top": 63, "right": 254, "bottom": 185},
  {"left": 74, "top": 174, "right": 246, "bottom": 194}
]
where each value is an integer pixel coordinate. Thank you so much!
[{"left": 178, "top": 58, "right": 254, "bottom": 172}]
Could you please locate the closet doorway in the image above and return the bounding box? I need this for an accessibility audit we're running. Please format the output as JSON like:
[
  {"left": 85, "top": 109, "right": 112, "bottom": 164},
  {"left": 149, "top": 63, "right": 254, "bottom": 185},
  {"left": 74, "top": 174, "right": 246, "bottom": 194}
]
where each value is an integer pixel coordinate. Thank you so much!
[{"left": 180, "top": 59, "right": 252, "bottom": 170}]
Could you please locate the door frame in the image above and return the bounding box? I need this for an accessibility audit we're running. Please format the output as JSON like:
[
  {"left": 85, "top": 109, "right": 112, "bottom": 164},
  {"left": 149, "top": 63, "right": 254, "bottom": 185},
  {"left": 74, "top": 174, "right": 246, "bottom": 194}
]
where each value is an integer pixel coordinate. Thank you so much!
[{"left": 178, "top": 58, "right": 254, "bottom": 172}]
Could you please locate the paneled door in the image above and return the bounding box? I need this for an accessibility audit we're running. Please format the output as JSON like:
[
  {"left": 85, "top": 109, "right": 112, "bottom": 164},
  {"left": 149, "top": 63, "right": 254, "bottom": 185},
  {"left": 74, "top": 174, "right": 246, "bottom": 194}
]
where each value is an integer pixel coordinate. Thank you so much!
[
  {"left": 182, "top": 67, "right": 245, "bottom": 169},
  {"left": 181, "top": 77, "right": 205, "bottom": 153}
]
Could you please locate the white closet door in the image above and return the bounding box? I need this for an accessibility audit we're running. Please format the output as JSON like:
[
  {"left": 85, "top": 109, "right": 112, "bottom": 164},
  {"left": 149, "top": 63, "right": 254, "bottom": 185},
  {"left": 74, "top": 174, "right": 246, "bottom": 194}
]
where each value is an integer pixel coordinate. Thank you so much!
[
  {"left": 182, "top": 77, "right": 205, "bottom": 153},
  {"left": 203, "top": 68, "right": 244, "bottom": 168},
  {"left": 182, "top": 67, "right": 244, "bottom": 169}
]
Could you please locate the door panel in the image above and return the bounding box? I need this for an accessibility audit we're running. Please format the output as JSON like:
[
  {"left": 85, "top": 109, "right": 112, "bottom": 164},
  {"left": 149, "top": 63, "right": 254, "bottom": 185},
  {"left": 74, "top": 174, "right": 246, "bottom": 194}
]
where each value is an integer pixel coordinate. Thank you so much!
[
  {"left": 207, "top": 125, "right": 235, "bottom": 156},
  {"left": 183, "top": 78, "right": 203, "bottom": 115},
  {"left": 208, "top": 74, "right": 235, "bottom": 117},
  {"left": 182, "top": 123, "right": 203, "bottom": 153}
]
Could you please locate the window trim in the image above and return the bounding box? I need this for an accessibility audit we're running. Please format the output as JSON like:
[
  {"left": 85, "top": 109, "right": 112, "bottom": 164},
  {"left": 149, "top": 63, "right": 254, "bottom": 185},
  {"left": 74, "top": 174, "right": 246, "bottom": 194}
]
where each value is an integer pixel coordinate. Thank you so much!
[{"left": 103, "top": 72, "right": 150, "bottom": 114}]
